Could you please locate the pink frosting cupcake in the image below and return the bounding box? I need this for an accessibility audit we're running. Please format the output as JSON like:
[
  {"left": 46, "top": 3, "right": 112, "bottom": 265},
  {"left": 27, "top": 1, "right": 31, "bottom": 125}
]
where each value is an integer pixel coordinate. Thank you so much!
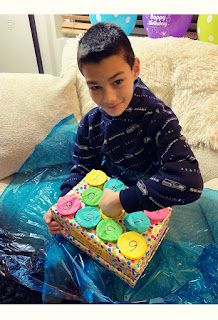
[
  {"left": 57, "top": 194, "right": 81, "bottom": 217},
  {"left": 143, "top": 208, "right": 170, "bottom": 224}
]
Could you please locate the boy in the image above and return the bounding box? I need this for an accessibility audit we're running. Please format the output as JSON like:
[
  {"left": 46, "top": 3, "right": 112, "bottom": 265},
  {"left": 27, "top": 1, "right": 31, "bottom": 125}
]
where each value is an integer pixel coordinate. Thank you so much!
[{"left": 44, "top": 23, "right": 203, "bottom": 235}]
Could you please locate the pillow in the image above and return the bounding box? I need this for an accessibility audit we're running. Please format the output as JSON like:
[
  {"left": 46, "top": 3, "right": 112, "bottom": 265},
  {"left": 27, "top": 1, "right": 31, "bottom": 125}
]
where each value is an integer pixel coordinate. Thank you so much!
[
  {"left": 130, "top": 36, "right": 218, "bottom": 151},
  {"left": 0, "top": 72, "right": 81, "bottom": 180},
  {"left": 167, "top": 37, "right": 218, "bottom": 151},
  {"left": 61, "top": 37, "right": 96, "bottom": 116},
  {"left": 191, "top": 146, "right": 218, "bottom": 182}
]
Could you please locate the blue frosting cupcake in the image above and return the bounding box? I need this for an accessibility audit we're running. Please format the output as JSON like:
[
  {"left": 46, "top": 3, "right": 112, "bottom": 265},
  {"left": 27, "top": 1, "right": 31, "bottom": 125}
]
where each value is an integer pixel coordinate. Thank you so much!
[
  {"left": 124, "top": 211, "right": 150, "bottom": 233},
  {"left": 104, "top": 178, "right": 126, "bottom": 192},
  {"left": 75, "top": 207, "right": 101, "bottom": 229}
]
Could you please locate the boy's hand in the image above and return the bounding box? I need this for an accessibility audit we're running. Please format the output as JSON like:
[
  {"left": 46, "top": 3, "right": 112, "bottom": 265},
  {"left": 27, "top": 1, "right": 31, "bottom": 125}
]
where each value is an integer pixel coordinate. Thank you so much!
[
  {"left": 99, "top": 189, "right": 123, "bottom": 218},
  {"left": 43, "top": 209, "right": 62, "bottom": 235}
]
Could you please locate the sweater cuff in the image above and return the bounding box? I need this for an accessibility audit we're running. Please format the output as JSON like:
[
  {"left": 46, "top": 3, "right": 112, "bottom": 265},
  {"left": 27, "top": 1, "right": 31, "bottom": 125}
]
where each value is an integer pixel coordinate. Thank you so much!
[
  {"left": 119, "top": 186, "right": 144, "bottom": 213},
  {"left": 59, "top": 187, "right": 71, "bottom": 198},
  {"left": 119, "top": 185, "right": 162, "bottom": 213}
]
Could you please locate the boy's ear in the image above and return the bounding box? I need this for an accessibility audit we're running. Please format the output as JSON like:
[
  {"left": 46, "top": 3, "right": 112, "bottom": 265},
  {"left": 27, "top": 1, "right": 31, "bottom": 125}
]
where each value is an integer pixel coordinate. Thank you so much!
[{"left": 133, "top": 57, "right": 140, "bottom": 79}]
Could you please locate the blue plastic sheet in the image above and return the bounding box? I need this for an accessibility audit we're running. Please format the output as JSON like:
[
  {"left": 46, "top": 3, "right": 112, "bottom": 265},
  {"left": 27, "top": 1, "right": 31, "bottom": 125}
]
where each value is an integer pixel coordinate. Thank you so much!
[{"left": 0, "top": 114, "right": 218, "bottom": 304}]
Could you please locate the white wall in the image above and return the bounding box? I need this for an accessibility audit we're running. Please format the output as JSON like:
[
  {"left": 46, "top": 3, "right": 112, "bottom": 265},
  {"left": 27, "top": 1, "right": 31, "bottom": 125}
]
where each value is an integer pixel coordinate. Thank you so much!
[
  {"left": 35, "top": 15, "right": 68, "bottom": 76},
  {"left": 0, "top": 14, "right": 69, "bottom": 76},
  {"left": 0, "top": 14, "right": 38, "bottom": 73}
]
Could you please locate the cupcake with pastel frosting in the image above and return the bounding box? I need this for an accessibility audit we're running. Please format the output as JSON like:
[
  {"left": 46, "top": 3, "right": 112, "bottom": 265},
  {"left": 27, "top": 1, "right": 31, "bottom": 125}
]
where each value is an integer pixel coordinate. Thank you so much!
[
  {"left": 104, "top": 178, "right": 126, "bottom": 192},
  {"left": 86, "top": 169, "right": 107, "bottom": 188}
]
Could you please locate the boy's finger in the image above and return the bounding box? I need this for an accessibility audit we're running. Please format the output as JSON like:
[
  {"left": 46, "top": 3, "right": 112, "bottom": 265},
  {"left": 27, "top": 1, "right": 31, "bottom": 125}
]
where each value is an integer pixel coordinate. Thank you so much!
[
  {"left": 49, "top": 224, "right": 62, "bottom": 232},
  {"left": 50, "top": 226, "right": 61, "bottom": 232},
  {"left": 44, "top": 210, "right": 53, "bottom": 224},
  {"left": 49, "top": 221, "right": 61, "bottom": 228}
]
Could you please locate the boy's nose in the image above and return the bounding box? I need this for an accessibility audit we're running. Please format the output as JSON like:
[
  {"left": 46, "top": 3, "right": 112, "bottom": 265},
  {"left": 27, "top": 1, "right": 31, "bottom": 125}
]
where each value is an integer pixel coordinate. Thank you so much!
[{"left": 103, "top": 88, "right": 118, "bottom": 106}]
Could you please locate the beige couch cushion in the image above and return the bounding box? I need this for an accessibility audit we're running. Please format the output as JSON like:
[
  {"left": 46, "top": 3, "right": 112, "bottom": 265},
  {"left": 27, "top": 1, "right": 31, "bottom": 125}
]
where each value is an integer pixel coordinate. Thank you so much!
[
  {"left": 192, "top": 147, "right": 218, "bottom": 182},
  {"left": 129, "top": 37, "right": 218, "bottom": 151},
  {"left": 0, "top": 72, "right": 81, "bottom": 180},
  {"left": 61, "top": 38, "right": 96, "bottom": 117},
  {"left": 204, "top": 178, "right": 218, "bottom": 190}
]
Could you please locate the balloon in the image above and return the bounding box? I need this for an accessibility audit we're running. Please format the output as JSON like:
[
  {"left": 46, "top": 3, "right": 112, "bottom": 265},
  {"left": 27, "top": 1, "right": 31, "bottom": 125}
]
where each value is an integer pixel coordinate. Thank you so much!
[
  {"left": 142, "top": 14, "right": 193, "bottom": 38},
  {"left": 197, "top": 15, "right": 218, "bottom": 45},
  {"left": 89, "top": 14, "right": 137, "bottom": 36}
]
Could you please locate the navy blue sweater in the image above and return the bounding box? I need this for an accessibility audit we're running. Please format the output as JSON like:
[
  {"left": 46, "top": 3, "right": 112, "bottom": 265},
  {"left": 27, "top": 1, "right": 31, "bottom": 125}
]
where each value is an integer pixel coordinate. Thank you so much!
[{"left": 60, "top": 77, "right": 203, "bottom": 213}]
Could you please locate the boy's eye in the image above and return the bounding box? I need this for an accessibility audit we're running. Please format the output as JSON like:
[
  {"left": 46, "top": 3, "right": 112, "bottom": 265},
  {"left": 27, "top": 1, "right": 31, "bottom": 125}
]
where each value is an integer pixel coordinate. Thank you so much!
[
  {"left": 114, "top": 79, "right": 123, "bottom": 85},
  {"left": 90, "top": 85, "right": 101, "bottom": 91}
]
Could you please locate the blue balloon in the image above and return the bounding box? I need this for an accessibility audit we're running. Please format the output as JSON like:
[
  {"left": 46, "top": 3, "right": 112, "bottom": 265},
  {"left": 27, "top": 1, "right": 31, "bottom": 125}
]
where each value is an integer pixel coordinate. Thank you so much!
[{"left": 89, "top": 14, "right": 137, "bottom": 36}]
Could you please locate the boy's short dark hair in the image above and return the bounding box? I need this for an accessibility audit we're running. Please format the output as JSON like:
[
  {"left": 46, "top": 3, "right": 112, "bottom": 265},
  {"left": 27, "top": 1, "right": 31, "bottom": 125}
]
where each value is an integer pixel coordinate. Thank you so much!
[{"left": 77, "top": 22, "right": 135, "bottom": 73}]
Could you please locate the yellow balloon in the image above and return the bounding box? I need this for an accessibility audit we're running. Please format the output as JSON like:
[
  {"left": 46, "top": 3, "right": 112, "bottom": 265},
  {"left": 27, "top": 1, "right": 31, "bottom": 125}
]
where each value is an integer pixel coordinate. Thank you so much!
[{"left": 197, "top": 14, "right": 218, "bottom": 45}]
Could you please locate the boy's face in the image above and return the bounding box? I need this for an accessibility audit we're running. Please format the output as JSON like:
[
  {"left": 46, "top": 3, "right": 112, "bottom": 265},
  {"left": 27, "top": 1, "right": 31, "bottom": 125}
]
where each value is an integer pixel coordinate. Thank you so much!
[{"left": 82, "top": 53, "right": 140, "bottom": 117}]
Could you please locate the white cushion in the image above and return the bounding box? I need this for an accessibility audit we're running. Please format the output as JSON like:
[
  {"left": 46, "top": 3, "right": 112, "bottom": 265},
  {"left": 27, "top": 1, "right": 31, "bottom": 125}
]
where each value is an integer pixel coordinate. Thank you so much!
[
  {"left": 192, "top": 146, "right": 218, "bottom": 182},
  {"left": 204, "top": 178, "right": 218, "bottom": 190},
  {"left": 0, "top": 72, "right": 81, "bottom": 180},
  {"left": 130, "top": 37, "right": 218, "bottom": 151}
]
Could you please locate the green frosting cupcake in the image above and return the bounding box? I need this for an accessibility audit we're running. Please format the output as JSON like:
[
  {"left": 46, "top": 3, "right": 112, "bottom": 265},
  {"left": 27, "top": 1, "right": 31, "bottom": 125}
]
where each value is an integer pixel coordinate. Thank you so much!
[
  {"left": 104, "top": 178, "right": 126, "bottom": 192},
  {"left": 81, "top": 187, "right": 103, "bottom": 206},
  {"left": 96, "top": 219, "right": 123, "bottom": 242},
  {"left": 75, "top": 207, "right": 101, "bottom": 229}
]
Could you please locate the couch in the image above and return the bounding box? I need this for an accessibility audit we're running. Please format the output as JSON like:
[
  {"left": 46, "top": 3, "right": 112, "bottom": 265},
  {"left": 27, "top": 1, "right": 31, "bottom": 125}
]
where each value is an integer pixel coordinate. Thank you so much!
[{"left": 1, "top": 36, "right": 218, "bottom": 195}]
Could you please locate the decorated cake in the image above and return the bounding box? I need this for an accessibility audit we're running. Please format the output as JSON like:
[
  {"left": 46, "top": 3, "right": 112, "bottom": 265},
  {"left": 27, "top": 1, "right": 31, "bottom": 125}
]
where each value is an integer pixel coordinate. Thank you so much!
[{"left": 51, "top": 169, "right": 172, "bottom": 287}]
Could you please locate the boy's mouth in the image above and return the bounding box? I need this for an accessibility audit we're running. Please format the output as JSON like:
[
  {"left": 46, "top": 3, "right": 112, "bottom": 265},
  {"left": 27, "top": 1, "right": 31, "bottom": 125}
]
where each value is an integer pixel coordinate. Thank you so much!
[
  {"left": 104, "top": 103, "right": 126, "bottom": 117},
  {"left": 106, "top": 102, "right": 122, "bottom": 109}
]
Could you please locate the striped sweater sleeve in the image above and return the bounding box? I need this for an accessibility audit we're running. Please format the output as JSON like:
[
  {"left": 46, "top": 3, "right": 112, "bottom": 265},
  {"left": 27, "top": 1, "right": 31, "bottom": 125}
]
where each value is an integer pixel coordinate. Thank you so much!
[
  {"left": 60, "top": 114, "right": 102, "bottom": 196},
  {"left": 119, "top": 106, "right": 203, "bottom": 213}
]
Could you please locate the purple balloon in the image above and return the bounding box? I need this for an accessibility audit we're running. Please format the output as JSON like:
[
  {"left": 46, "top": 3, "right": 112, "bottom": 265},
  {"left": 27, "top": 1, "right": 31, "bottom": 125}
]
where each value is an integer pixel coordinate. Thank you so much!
[{"left": 142, "top": 14, "right": 193, "bottom": 38}]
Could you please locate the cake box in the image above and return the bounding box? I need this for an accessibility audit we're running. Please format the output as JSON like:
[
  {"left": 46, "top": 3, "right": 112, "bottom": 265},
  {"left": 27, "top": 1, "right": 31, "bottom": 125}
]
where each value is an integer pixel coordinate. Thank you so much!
[{"left": 51, "top": 170, "right": 172, "bottom": 287}]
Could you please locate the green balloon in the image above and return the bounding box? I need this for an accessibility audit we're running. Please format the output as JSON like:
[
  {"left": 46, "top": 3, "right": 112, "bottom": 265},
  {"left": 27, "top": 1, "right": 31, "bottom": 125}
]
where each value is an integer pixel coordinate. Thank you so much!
[{"left": 197, "top": 14, "right": 218, "bottom": 44}]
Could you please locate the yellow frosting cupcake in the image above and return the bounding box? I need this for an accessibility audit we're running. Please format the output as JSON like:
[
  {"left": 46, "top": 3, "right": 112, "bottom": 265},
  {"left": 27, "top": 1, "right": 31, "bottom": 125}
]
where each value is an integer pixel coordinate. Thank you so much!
[
  {"left": 86, "top": 169, "right": 107, "bottom": 188},
  {"left": 117, "top": 231, "right": 147, "bottom": 260},
  {"left": 101, "top": 210, "right": 125, "bottom": 221}
]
